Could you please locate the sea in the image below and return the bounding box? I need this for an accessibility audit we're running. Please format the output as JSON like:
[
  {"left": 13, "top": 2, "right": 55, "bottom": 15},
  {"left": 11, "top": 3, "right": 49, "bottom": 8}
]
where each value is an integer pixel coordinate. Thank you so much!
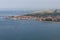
[{"left": 0, "top": 10, "right": 60, "bottom": 40}]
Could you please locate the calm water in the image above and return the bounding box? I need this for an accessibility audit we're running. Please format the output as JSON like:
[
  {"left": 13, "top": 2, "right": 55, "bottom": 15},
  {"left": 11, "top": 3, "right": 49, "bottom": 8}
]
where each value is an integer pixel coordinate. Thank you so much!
[
  {"left": 0, "top": 19, "right": 60, "bottom": 40},
  {"left": 0, "top": 11, "right": 60, "bottom": 40}
]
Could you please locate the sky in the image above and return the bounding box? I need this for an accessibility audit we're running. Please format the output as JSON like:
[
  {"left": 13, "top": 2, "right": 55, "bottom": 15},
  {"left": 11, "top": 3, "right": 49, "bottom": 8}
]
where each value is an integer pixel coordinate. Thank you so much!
[{"left": 0, "top": 0, "right": 60, "bottom": 10}]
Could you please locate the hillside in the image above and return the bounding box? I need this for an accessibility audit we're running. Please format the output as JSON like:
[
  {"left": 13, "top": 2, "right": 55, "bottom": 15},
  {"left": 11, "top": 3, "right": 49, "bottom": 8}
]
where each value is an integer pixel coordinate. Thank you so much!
[{"left": 24, "top": 9, "right": 60, "bottom": 17}]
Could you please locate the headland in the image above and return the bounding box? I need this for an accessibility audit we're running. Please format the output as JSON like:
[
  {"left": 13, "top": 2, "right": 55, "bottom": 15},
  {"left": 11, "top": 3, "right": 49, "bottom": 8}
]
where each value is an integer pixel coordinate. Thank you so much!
[{"left": 4, "top": 9, "right": 60, "bottom": 22}]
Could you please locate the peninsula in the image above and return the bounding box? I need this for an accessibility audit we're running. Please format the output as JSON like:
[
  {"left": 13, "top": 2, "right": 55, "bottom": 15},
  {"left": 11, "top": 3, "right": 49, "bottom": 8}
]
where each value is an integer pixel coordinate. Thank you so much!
[{"left": 5, "top": 9, "right": 60, "bottom": 22}]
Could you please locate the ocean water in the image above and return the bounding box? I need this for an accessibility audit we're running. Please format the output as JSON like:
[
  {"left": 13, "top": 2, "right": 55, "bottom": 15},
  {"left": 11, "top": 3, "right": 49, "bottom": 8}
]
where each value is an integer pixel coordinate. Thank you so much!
[
  {"left": 0, "top": 11, "right": 60, "bottom": 40},
  {"left": 0, "top": 10, "right": 32, "bottom": 16}
]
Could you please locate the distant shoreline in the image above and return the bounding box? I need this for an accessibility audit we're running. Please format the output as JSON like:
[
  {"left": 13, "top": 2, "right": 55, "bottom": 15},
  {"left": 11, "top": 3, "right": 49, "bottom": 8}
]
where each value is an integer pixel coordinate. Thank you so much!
[{"left": 4, "top": 9, "right": 60, "bottom": 22}]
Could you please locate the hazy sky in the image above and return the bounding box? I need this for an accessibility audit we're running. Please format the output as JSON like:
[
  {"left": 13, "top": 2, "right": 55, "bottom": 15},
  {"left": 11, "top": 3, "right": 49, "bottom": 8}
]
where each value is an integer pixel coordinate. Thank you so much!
[{"left": 0, "top": 0, "right": 60, "bottom": 10}]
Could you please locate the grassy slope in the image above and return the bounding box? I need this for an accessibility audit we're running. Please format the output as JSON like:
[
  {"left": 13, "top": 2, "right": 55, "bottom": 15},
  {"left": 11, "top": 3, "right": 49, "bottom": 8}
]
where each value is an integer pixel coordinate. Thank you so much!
[{"left": 23, "top": 13, "right": 60, "bottom": 17}]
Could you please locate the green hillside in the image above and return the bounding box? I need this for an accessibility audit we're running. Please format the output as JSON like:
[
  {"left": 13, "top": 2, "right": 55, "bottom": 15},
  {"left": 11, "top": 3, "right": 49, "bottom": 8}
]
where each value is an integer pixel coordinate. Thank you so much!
[{"left": 23, "top": 9, "right": 60, "bottom": 17}]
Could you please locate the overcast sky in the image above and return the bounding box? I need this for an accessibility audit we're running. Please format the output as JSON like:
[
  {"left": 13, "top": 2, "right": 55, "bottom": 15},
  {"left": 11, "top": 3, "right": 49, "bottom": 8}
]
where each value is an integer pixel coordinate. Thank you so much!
[{"left": 0, "top": 0, "right": 60, "bottom": 10}]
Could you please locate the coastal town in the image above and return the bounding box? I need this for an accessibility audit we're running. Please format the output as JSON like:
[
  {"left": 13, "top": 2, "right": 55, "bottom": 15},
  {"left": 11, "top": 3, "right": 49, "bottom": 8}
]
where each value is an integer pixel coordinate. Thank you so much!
[{"left": 4, "top": 9, "right": 60, "bottom": 22}]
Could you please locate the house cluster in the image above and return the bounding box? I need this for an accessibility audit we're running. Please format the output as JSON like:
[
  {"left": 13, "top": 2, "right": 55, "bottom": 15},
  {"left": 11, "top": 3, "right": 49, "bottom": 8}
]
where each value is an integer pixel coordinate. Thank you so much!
[
  {"left": 5, "top": 16, "right": 38, "bottom": 20},
  {"left": 5, "top": 15, "right": 60, "bottom": 22}
]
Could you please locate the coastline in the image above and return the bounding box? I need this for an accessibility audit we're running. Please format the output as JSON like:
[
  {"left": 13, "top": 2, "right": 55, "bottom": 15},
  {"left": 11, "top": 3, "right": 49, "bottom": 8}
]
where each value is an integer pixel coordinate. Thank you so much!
[
  {"left": 4, "top": 9, "right": 60, "bottom": 22},
  {"left": 4, "top": 15, "right": 60, "bottom": 22}
]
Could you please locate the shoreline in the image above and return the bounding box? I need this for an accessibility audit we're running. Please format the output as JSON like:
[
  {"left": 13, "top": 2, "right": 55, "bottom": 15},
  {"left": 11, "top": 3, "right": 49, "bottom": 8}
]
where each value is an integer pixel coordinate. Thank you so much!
[
  {"left": 4, "top": 9, "right": 60, "bottom": 22},
  {"left": 4, "top": 15, "right": 60, "bottom": 22}
]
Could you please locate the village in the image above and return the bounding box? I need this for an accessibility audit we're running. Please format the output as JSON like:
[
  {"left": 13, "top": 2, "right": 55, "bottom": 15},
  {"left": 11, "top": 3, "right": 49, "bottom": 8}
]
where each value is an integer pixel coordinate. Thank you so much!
[
  {"left": 4, "top": 15, "right": 60, "bottom": 22},
  {"left": 4, "top": 9, "right": 60, "bottom": 22}
]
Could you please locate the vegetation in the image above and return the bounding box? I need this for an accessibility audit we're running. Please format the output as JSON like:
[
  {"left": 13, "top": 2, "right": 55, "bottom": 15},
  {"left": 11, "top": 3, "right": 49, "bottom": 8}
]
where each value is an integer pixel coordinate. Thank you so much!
[
  {"left": 23, "top": 9, "right": 60, "bottom": 17},
  {"left": 24, "top": 13, "right": 60, "bottom": 17}
]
